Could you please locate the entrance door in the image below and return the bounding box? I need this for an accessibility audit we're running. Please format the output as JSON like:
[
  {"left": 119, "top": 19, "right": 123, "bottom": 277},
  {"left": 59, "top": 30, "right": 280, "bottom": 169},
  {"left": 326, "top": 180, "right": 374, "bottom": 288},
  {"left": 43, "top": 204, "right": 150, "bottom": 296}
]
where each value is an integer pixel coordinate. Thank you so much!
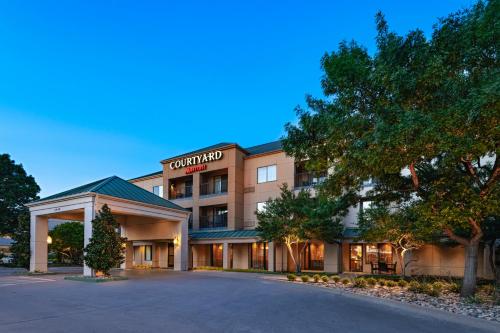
[
  {"left": 168, "top": 243, "right": 174, "bottom": 268},
  {"left": 350, "top": 244, "right": 363, "bottom": 272}
]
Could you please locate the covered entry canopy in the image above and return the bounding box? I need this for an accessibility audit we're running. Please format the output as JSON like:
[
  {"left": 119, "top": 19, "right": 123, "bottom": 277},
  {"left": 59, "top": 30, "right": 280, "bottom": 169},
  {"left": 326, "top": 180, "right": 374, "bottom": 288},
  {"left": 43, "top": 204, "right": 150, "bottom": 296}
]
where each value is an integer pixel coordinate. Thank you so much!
[{"left": 26, "top": 176, "right": 190, "bottom": 276}]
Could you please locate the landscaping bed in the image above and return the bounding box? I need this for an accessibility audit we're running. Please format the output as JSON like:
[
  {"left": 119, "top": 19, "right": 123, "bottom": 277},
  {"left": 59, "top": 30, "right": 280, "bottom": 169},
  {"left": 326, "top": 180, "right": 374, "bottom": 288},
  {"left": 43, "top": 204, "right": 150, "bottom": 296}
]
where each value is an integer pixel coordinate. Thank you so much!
[
  {"left": 285, "top": 274, "right": 500, "bottom": 322},
  {"left": 64, "top": 275, "right": 128, "bottom": 283}
]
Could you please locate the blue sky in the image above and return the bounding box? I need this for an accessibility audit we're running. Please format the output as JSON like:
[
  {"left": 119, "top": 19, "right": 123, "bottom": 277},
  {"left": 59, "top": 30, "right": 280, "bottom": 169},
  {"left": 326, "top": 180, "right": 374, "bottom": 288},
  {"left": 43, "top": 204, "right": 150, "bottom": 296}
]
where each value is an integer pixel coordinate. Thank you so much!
[{"left": 0, "top": 0, "right": 473, "bottom": 197}]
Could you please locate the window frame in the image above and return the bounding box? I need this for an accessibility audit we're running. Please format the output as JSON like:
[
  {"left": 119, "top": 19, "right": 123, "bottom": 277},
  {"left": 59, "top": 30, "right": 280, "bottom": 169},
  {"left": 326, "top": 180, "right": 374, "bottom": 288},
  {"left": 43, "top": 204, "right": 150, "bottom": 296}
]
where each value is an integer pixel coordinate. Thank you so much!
[
  {"left": 144, "top": 245, "right": 152, "bottom": 261},
  {"left": 153, "top": 185, "right": 164, "bottom": 197},
  {"left": 257, "top": 165, "right": 277, "bottom": 184},
  {"left": 256, "top": 202, "right": 267, "bottom": 213}
]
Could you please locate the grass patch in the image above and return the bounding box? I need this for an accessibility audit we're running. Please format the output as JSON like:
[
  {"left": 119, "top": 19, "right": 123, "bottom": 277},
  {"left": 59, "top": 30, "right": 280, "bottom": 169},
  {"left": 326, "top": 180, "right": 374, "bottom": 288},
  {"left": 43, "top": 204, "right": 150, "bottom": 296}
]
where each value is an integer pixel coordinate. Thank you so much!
[{"left": 64, "top": 275, "right": 128, "bottom": 283}]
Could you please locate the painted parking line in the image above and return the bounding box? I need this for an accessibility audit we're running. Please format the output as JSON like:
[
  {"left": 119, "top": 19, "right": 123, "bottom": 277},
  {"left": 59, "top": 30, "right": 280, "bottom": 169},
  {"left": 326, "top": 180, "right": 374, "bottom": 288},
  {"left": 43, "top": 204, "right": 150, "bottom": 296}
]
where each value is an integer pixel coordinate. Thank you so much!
[{"left": 0, "top": 276, "right": 56, "bottom": 287}]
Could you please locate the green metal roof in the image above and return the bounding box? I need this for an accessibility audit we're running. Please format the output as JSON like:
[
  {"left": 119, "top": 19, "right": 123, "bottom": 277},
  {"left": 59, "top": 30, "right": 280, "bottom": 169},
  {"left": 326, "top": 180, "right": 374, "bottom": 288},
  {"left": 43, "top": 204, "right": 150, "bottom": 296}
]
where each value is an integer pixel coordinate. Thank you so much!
[
  {"left": 128, "top": 170, "right": 162, "bottom": 181},
  {"left": 35, "top": 176, "right": 187, "bottom": 211},
  {"left": 343, "top": 228, "right": 360, "bottom": 238},
  {"left": 244, "top": 140, "right": 283, "bottom": 156},
  {"left": 189, "top": 229, "right": 260, "bottom": 240}
]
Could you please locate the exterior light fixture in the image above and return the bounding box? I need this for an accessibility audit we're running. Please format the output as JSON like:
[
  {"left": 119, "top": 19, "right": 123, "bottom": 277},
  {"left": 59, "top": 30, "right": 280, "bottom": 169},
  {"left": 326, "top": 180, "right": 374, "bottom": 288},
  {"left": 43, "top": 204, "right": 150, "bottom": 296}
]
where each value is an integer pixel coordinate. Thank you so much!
[
  {"left": 47, "top": 236, "right": 52, "bottom": 244},
  {"left": 173, "top": 237, "right": 179, "bottom": 247}
]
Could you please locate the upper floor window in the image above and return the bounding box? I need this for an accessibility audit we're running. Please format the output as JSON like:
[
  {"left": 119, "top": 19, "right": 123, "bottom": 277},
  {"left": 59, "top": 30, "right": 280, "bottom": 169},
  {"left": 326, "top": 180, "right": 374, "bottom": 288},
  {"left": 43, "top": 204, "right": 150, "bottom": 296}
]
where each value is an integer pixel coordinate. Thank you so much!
[
  {"left": 153, "top": 185, "right": 164, "bottom": 197},
  {"left": 257, "top": 165, "right": 277, "bottom": 183},
  {"left": 256, "top": 202, "right": 267, "bottom": 213}
]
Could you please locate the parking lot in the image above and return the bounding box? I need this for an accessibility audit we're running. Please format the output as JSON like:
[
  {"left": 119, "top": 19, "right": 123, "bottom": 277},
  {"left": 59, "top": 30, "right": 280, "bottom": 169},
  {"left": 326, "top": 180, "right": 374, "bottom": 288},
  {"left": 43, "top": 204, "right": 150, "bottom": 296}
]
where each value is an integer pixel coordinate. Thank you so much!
[{"left": 1, "top": 270, "right": 499, "bottom": 333}]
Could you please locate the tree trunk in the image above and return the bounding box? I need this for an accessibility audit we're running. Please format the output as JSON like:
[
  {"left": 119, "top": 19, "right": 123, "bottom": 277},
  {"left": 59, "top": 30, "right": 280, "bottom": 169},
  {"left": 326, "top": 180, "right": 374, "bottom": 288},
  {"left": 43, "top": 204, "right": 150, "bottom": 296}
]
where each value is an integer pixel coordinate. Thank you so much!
[
  {"left": 285, "top": 242, "right": 298, "bottom": 273},
  {"left": 461, "top": 241, "right": 480, "bottom": 297},
  {"left": 400, "top": 248, "right": 408, "bottom": 277}
]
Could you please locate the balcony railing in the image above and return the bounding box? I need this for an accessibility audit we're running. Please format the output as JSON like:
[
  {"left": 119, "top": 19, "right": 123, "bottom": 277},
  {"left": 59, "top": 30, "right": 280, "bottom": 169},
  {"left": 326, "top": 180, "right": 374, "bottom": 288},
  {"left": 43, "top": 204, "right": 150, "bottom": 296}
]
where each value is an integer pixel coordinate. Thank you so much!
[
  {"left": 294, "top": 172, "right": 327, "bottom": 188},
  {"left": 199, "top": 214, "right": 228, "bottom": 229},
  {"left": 170, "top": 185, "right": 193, "bottom": 199},
  {"left": 200, "top": 180, "right": 228, "bottom": 196}
]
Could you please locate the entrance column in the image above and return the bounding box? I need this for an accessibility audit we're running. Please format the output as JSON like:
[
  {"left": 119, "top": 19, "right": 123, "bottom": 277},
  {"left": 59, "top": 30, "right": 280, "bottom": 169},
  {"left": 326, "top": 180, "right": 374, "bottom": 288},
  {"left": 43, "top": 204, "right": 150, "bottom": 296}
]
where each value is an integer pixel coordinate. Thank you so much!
[
  {"left": 267, "top": 242, "right": 275, "bottom": 272},
  {"left": 83, "top": 202, "right": 95, "bottom": 277},
  {"left": 222, "top": 242, "right": 229, "bottom": 269},
  {"left": 29, "top": 214, "right": 48, "bottom": 273},
  {"left": 174, "top": 216, "right": 189, "bottom": 271},
  {"left": 121, "top": 241, "right": 133, "bottom": 269},
  {"left": 152, "top": 243, "right": 160, "bottom": 268}
]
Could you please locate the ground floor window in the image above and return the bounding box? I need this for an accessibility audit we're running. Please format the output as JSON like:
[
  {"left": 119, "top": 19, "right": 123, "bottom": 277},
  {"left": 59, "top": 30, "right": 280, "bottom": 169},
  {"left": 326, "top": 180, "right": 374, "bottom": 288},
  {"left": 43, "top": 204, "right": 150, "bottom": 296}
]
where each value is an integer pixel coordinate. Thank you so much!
[
  {"left": 349, "top": 244, "right": 363, "bottom": 272},
  {"left": 302, "top": 242, "right": 324, "bottom": 271},
  {"left": 210, "top": 244, "right": 223, "bottom": 267},
  {"left": 365, "top": 243, "right": 393, "bottom": 264},
  {"left": 250, "top": 242, "right": 267, "bottom": 270},
  {"left": 144, "top": 245, "right": 152, "bottom": 261}
]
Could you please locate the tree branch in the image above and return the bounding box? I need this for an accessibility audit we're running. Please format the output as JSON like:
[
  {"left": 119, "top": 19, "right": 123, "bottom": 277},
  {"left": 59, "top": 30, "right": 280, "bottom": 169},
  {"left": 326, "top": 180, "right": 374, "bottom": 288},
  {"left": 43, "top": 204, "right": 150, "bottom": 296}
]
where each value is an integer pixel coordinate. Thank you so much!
[
  {"left": 409, "top": 162, "right": 419, "bottom": 190},
  {"left": 461, "top": 157, "right": 482, "bottom": 188},
  {"left": 444, "top": 228, "right": 469, "bottom": 246},
  {"left": 468, "top": 217, "right": 483, "bottom": 243}
]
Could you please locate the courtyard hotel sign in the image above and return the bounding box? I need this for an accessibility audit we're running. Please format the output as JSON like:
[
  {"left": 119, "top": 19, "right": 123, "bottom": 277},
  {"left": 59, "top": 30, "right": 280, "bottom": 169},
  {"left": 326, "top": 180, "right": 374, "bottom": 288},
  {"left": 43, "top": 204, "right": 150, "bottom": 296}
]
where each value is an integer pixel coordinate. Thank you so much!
[{"left": 169, "top": 150, "right": 223, "bottom": 174}]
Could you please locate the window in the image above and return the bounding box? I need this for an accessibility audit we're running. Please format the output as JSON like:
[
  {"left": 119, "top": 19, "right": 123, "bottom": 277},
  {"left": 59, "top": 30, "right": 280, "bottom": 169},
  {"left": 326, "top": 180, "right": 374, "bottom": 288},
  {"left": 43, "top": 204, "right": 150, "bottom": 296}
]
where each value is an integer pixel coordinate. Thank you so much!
[
  {"left": 365, "top": 244, "right": 378, "bottom": 264},
  {"left": 360, "top": 200, "right": 373, "bottom": 212},
  {"left": 302, "top": 242, "right": 324, "bottom": 271},
  {"left": 250, "top": 242, "right": 268, "bottom": 270},
  {"left": 144, "top": 245, "right": 152, "bottom": 261},
  {"left": 364, "top": 243, "right": 393, "bottom": 264},
  {"left": 153, "top": 185, "right": 163, "bottom": 197},
  {"left": 257, "top": 165, "right": 277, "bottom": 183},
  {"left": 256, "top": 202, "right": 267, "bottom": 212}
]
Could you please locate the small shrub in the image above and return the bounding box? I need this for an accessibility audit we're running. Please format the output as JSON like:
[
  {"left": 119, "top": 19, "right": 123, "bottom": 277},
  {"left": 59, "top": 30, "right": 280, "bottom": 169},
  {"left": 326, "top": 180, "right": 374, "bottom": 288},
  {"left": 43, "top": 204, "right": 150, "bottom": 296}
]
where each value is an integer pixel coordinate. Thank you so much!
[
  {"left": 386, "top": 280, "right": 397, "bottom": 288},
  {"left": 378, "top": 279, "right": 387, "bottom": 287},
  {"left": 421, "top": 283, "right": 433, "bottom": 295},
  {"left": 341, "top": 278, "right": 351, "bottom": 285},
  {"left": 332, "top": 275, "right": 341, "bottom": 283},
  {"left": 478, "top": 284, "right": 495, "bottom": 295},
  {"left": 321, "top": 275, "right": 329, "bottom": 283},
  {"left": 465, "top": 294, "right": 484, "bottom": 304},
  {"left": 312, "top": 274, "right": 321, "bottom": 283},
  {"left": 432, "top": 281, "right": 444, "bottom": 293},
  {"left": 300, "top": 275, "right": 310, "bottom": 282},
  {"left": 408, "top": 280, "right": 422, "bottom": 293},
  {"left": 353, "top": 278, "right": 367, "bottom": 288},
  {"left": 287, "top": 274, "right": 297, "bottom": 281},
  {"left": 397, "top": 280, "right": 408, "bottom": 287},
  {"left": 366, "top": 277, "right": 377, "bottom": 286},
  {"left": 448, "top": 282, "right": 461, "bottom": 293}
]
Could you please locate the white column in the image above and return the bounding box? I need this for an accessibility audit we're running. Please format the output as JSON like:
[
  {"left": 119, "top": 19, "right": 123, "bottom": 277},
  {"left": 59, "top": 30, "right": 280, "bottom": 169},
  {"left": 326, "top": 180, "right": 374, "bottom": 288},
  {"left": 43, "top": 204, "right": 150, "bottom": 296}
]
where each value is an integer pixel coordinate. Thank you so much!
[
  {"left": 29, "top": 214, "right": 48, "bottom": 273},
  {"left": 267, "top": 241, "right": 275, "bottom": 272},
  {"left": 174, "top": 216, "right": 189, "bottom": 271},
  {"left": 121, "top": 241, "right": 133, "bottom": 269},
  {"left": 83, "top": 202, "right": 95, "bottom": 277},
  {"left": 222, "top": 242, "right": 229, "bottom": 269}
]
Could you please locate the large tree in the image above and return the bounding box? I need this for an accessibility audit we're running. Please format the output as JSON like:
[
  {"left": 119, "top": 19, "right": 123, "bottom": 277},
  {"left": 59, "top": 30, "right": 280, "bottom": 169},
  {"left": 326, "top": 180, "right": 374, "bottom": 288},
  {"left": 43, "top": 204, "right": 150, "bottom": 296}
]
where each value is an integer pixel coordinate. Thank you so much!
[
  {"left": 49, "top": 222, "right": 84, "bottom": 265},
  {"left": 84, "top": 205, "right": 126, "bottom": 276},
  {"left": 10, "top": 212, "right": 31, "bottom": 269},
  {"left": 256, "top": 184, "right": 348, "bottom": 273},
  {"left": 284, "top": 0, "right": 499, "bottom": 296},
  {"left": 0, "top": 154, "right": 40, "bottom": 235}
]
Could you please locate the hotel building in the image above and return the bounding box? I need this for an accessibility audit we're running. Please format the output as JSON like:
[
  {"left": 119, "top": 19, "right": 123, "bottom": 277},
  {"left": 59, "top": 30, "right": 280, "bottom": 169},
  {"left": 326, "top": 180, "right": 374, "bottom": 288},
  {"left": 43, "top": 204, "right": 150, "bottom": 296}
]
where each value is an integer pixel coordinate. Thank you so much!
[{"left": 27, "top": 140, "right": 495, "bottom": 278}]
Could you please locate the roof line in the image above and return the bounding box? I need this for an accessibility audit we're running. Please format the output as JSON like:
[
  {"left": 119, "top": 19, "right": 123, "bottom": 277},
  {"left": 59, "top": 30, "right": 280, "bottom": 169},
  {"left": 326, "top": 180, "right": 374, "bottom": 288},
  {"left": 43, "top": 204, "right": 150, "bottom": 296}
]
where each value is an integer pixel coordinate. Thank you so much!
[{"left": 88, "top": 176, "right": 116, "bottom": 193}]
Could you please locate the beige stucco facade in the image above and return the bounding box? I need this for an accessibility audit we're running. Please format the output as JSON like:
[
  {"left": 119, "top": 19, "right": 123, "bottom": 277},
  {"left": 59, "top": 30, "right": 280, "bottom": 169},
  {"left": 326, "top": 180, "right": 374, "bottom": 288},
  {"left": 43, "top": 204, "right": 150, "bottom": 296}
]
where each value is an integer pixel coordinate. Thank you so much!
[
  {"left": 26, "top": 187, "right": 190, "bottom": 276},
  {"left": 127, "top": 141, "right": 496, "bottom": 279}
]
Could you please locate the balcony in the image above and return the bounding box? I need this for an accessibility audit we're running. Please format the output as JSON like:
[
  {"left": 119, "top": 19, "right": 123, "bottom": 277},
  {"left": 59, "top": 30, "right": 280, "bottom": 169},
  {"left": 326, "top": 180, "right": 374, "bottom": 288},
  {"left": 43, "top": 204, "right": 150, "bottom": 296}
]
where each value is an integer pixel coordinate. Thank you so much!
[
  {"left": 294, "top": 171, "right": 327, "bottom": 188},
  {"left": 200, "top": 179, "right": 228, "bottom": 196},
  {"left": 170, "top": 185, "right": 193, "bottom": 199},
  {"left": 199, "top": 214, "right": 228, "bottom": 229}
]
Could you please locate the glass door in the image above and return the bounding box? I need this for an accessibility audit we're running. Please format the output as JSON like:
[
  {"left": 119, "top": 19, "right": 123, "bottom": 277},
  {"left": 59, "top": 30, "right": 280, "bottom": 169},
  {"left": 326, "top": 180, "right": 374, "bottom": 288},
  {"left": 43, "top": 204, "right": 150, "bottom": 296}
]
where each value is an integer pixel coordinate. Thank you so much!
[
  {"left": 168, "top": 243, "right": 174, "bottom": 268},
  {"left": 214, "top": 176, "right": 222, "bottom": 194},
  {"left": 349, "top": 244, "right": 363, "bottom": 272}
]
